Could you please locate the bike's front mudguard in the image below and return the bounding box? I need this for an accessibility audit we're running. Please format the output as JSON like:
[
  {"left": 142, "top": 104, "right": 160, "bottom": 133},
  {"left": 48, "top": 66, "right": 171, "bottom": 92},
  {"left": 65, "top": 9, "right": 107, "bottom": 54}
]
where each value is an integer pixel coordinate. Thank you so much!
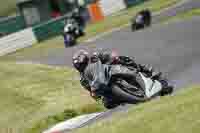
[
  {"left": 64, "top": 35, "right": 70, "bottom": 47},
  {"left": 64, "top": 34, "right": 76, "bottom": 47}
]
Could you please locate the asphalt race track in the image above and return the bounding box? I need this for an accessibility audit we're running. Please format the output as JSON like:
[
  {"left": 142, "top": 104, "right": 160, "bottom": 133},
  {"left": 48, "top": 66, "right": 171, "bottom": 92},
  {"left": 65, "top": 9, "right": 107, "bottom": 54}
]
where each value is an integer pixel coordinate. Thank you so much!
[
  {"left": 18, "top": 0, "right": 200, "bottom": 132},
  {"left": 153, "top": 0, "right": 200, "bottom": 23},
  {"left": 29, "top": 0, "right": 200, "bottom": 89},
  {"left": 89, "top": 17, "right": 200, "bottom": 89},
  {"left": 28, "top": 0, "right": 200, "bottom": 74}
]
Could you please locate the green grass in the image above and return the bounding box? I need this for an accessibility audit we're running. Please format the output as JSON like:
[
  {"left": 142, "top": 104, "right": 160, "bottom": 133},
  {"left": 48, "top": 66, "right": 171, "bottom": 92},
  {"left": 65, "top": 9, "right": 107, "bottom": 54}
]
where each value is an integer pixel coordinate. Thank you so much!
[
  {"left": 0, "top": 0, "right": 16, "bottom": 16},
  {"left": 0, "top": 0, "right": 181, "bottom": 61},
  {"left": 84, "top": 0, "right": 181, "bottom": 38},
  {"left": 28, "top": 103, "right": 105, "bottom": 133},
  {"left": 1, "top": 62, "right": 199, "bottom": 133},
  {"left": 73, "top": 86, "right": 200, "bottom": 133},
  {"left": 0, "top": 62, "right": 104, "bottom": 133},
  {"left": 161, "top": 8, "right": 200, "bottom": 24}
]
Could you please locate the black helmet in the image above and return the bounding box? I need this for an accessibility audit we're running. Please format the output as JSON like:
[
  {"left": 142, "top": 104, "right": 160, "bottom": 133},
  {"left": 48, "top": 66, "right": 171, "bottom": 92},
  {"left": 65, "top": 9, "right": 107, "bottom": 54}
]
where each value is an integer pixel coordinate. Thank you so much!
[
  {"left": 97, "top": 49, "right": 111, "bottom": 64},
  {"left": 98, "top": 49, "right": 119, "bottom": 64},
  {"left": 72, "top": 50, "right": 89, "bottom": 72},
  {"left": 90, "top": 51, "right": 99, "bottom": 63},
  {"left": 72, "top": 8, "right": 79, "bottom": 17}
]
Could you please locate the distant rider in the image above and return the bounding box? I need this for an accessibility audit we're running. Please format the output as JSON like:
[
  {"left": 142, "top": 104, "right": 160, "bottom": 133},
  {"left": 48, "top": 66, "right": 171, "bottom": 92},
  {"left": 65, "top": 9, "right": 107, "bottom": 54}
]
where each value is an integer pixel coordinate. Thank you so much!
[
  {"left": 70, "top": 8, "right": 86, "bottom": 36},
  {"left": 135, "top": 9, "right": 152, "bottom": 26}
]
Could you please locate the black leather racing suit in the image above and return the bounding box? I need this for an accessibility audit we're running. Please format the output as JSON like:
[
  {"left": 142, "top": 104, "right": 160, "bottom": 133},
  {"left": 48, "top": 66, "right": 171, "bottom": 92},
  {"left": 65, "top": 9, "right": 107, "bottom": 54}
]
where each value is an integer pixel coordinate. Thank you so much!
[
  {"left": 79, "top": 51, "right": 169, "bottom": 107},
  {"left": 80, "top": 60, "right": 144, "bottom": 104},
  {"left": 91, "top": 50, "right": 154, "bottom": 76},
  {"left": 80, "top": 50, "right": 155, "bottom": 93},
  {"left": 71, "top": 13, "right": 85, "bottom": 35}
]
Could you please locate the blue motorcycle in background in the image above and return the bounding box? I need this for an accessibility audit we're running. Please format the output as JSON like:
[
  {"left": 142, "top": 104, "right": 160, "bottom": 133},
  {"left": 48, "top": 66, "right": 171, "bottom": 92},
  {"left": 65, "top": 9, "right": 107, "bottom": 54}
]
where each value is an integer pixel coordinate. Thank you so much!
[
  {"left": 63, "top": 19, "right": 78, "bottom": 47},
  {"left": 63, "top": 18, "right": 85, "bottom": 47}
]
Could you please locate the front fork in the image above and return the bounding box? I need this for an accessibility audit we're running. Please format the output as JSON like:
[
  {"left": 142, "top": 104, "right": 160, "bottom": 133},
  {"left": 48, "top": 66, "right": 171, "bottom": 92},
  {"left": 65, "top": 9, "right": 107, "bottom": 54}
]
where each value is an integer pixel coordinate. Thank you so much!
[{"left": 90, "top": 86, "right": 120, "bottom": 105}]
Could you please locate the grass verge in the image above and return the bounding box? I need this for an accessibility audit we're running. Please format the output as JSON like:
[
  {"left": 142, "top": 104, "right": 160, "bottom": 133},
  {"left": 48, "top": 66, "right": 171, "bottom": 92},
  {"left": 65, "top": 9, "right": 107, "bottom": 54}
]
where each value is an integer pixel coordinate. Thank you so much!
[
  {"left": 161, "top": 8, "right": 200, "bottom": 24},
  {"left": 0, "top": 62, "right": 104, "bottom": 133},
  {"left": 74, "top": 86, "right": 200, "bottom": 133},
  {"left": 0, "top": 0, "right": 16, "bottom": 16},
  {"left": 0, "top": 0, "right": 181, "bottom": 61}
]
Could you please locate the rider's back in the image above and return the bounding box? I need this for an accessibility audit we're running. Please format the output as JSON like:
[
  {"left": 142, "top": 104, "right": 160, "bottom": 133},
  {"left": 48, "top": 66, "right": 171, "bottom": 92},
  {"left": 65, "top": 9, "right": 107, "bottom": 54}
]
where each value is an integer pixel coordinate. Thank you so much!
[{"left": 83, "top": 61, "right": 111, "bottom": 90}]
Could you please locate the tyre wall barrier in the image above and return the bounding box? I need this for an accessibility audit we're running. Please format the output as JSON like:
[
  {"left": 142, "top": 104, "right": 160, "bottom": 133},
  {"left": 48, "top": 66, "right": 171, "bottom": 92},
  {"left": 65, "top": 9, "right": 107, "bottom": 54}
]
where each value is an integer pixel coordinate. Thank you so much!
[
  {"left": 0, "top": 14, "right": 26, "bottom": 35},
  {"left": 99, "top": 0, "right": 126, "bottom": 16},
  {"left": 0, "top": 28, "right": 37, "bottom": 56}
]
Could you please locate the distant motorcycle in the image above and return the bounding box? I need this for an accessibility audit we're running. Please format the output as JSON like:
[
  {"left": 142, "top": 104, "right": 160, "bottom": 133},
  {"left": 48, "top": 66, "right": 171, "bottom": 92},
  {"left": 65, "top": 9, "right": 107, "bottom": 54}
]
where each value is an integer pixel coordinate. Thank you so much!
[
  {"left": 63, "top": 18, "right": 84, "bottom": 47},
  {"left": 131, "top": 9, "right": 152, "bottom": 31}
]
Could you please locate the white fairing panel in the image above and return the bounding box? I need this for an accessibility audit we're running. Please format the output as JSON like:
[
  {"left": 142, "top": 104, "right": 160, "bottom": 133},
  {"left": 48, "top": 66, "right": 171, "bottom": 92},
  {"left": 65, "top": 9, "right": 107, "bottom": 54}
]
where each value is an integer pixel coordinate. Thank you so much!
[
  {"left": 64, "top": 23, "right": 73, "bottom": 33},
  {"left": 0, "top": 28, "right": 37, "bottom": 56},
  {"left": 139, "top": 72, "right": 162, "bottom": 98}
]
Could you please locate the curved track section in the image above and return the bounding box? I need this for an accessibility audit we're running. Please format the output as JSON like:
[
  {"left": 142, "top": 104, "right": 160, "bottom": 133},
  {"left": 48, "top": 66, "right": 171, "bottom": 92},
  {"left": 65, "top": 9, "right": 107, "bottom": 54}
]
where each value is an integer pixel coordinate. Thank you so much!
[
  {"left": 43, "top": 17, "right": 200, "bottom": 133},
  {"left": 34, "top": 17, "right": 200, "bottom": 90},
  {"left": 29, "top": 0, "right": 200, "bottom": 70},
  {"left": 153, "top": 0, "right": 200, "bottom": 23}
]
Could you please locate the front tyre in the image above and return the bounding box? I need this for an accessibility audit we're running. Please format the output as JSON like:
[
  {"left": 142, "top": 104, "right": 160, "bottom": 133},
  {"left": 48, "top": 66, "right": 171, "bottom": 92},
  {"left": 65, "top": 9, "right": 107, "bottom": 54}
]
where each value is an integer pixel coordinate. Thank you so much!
[
  {"left": 102, "top": 98, "right": 119, "bottom": 109},
  {"left": 131, "top": 23, "right": 136, "bottom": 31},
  {"left": 131, "top": 23, "right": 144, "bottom": 31},
  {"left": 64, "top": 34, "right": 76, "bottom": 47},
  {"left": 111, "top": 84, "right": 146, "bottom": 104}
]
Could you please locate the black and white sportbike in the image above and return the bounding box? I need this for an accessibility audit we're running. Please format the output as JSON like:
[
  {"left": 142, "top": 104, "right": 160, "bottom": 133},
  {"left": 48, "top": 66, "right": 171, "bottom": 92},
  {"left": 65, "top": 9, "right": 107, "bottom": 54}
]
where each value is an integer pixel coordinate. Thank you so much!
[
  {"left": 63, "top": 18, "right": 84, "bottom": 47},
  {"left": 93, "top": 69, "right": 173, "bottom": 109}
]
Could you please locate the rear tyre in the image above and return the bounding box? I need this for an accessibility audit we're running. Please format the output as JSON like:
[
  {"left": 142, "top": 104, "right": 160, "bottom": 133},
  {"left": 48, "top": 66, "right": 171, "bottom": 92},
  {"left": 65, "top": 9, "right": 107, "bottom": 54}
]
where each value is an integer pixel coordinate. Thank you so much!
[
  {"left": 159, "top": 80, "right": 174, "bottom": 96},
  {"left": 161, "top": 86, "right": 173, "bottom": 96}
]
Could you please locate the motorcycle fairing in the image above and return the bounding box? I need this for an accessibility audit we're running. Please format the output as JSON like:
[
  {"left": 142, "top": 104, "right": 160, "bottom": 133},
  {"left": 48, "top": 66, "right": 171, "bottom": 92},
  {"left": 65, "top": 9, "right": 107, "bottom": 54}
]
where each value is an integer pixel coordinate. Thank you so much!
[{"left": 139, "top": 72, "right": 162, "bottom": 98}]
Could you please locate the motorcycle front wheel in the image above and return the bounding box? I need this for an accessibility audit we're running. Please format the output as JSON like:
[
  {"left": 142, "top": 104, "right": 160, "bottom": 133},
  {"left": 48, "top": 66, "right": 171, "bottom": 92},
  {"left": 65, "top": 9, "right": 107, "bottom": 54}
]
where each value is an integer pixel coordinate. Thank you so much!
[
  {"left": 102, "top": 97, "right": 119, "bottom": 109},
  {"left": 131, "top": 23, "right": 145, "bottom": 31},
  {"left": 64, "top": 34, "right": 76, "bottom": 47},
  {"left": 111, "top": 84, "right": 147, "bottom": 104}
]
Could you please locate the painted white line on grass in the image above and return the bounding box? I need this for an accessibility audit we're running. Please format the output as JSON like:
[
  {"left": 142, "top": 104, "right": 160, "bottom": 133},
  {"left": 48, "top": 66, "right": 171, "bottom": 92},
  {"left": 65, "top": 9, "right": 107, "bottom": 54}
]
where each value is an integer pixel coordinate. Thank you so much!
[
  {"left": 153, "top": 0, "right": 190, "bottom": 16},
  {"left": 15, "top": 61, "right": 65, "bottom": 69},
  {"left": 163, "top": 15, "right": 200, "bottom": 25},
  {"left": 85, "top": 23, "right": 130, "bottom": 43},
  {"left": 43, "top": 113, "right": 103, "bottom": 133}
]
